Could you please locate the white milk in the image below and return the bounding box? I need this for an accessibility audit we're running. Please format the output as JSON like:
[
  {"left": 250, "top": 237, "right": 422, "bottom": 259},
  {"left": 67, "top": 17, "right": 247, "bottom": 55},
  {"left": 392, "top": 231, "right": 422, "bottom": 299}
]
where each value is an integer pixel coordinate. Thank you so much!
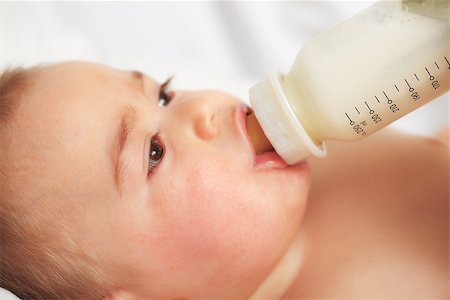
[{"left": 249, "top": 0, "right": 449, "bottom": 164}]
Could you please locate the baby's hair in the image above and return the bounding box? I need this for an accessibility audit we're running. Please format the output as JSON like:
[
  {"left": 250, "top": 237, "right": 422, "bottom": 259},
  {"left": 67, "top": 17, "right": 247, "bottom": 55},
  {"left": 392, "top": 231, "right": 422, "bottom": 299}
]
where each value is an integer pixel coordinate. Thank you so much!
[
  {"left": 0, "top": 67, "right": 31, "bottom": 124},
  {"left": 0, "top": 66, "right": 121, "bottom": 299}
]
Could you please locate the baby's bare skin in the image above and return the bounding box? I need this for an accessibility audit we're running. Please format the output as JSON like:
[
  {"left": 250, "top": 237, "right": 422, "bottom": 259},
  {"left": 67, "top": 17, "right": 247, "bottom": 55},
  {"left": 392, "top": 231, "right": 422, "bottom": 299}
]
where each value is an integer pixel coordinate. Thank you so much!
[
  {"left": 284, "top": 129, "right": 449, "bottom": 299},
  {"left": 1, "top": 61, "right": 447, "bottom": 299}
]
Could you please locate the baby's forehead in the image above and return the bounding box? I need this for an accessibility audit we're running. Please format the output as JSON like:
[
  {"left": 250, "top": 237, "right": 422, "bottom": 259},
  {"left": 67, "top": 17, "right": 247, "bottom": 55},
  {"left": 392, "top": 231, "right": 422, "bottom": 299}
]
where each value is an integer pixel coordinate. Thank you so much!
[
  {"left": 35, "top": 62, "right": 119, "bottom": 88},
  {"left": 32, "top": 62, "right": 145, "bottom": 103},
  {"left": 8, "top": 63, "right": 128, "bottom": 192}
]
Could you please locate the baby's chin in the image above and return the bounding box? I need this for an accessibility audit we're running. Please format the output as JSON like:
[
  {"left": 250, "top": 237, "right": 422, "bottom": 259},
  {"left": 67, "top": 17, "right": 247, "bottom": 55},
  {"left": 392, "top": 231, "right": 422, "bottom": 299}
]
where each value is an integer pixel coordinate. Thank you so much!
[{"left": 252, "top": 159, "right": 311, "bottom": 208}]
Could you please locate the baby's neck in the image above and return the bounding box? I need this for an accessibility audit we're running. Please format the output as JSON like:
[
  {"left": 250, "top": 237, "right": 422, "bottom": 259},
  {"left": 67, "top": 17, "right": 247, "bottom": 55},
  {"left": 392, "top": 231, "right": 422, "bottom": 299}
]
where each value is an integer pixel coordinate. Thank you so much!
[{"left": 249, "top": 230, "right": 306, "bottom": 299}]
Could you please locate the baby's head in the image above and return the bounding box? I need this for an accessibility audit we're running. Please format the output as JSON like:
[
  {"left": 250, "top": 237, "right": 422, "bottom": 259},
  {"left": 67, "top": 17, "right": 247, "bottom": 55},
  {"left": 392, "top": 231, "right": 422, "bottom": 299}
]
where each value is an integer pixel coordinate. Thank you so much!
[{"left": 0, "top": 61, "right": 310, "bottom": 299}]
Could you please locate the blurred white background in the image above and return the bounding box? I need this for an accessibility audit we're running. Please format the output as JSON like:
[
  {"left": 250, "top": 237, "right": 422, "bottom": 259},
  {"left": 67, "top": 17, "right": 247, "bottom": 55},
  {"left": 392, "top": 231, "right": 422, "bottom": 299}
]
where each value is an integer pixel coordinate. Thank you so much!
[
  {"left": 0, "top": 2, "right": 448, "bottom": 298},
  {"left": 0, "top": 1, "right": 448, "bottom": 137}
]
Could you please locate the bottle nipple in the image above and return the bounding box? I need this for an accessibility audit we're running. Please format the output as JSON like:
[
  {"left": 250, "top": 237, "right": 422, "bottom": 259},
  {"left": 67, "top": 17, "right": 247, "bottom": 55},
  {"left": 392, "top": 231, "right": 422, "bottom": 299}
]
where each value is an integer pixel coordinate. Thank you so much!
[{"left": 246, "top": 112, "right": 274, "bottom": 154}]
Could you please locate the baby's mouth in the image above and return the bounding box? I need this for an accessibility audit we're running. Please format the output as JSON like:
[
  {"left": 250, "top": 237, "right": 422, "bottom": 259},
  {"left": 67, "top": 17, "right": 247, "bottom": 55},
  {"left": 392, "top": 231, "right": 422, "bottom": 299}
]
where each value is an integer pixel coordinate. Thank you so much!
[
  {"left": 246, "top": 112, "right": 274, "bottom": 155},
  {"left": 245, "top": 111, "right": 288, "bottom": 169}
]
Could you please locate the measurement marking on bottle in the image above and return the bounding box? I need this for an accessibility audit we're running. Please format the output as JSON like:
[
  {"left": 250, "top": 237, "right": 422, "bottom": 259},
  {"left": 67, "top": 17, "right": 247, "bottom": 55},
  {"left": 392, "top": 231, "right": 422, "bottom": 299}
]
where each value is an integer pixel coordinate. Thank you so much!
[
  {"left": 445, "top": 56, "right": 450, "bottom": 69},
  {"left": 355, "top": 107, "right": 360, "bottom": 114},
  {"left": 389, "top": 103, "right": 400, "bottom": 113},
  {"left": 404, "top": 77, "right": 421, "bottom": 100},
  {"left": 425, "top": 67, "right": 435, "bottom": 80},
  {"left": 404, "top": 78, "right": 411, "bottom": 88},
  {"left": 383, "top": 91, "right": 393, "bottom": 104},
  {"left": 435, "top": 62, "right": 440, "bottom": 69},
  {"left": 414, "top": 73, "right": 419, "bottom": 81},
  {"left": 375, "top": 95, "right": 380, "bottom": 103},
  {"left": 432, "top": 80, "right": 440, "bottom": 89},
  {"left": 426, "top": 64, "right": 441, "bottom": 89},
  {"left": 345, "top": 113, "right": 355, "bottom": 125},
  {"left": 365, "top": 101, "right": 375, "bottom": 114},
  {"left": 394, "top": 84, "right": 400, "bottom": 92},
  {"left": 404, "top": 79, "right": 414, "bottom": 92}
]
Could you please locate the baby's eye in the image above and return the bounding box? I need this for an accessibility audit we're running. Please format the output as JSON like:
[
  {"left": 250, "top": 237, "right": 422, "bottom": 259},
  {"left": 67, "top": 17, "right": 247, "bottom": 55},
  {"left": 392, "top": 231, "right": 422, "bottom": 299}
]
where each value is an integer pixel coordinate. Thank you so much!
[
  {"left": 158, "top": 78, "right": 174, "bottom": 107},
  {"left": 148, "top": 135, "right": 164, "bottom": 174}
]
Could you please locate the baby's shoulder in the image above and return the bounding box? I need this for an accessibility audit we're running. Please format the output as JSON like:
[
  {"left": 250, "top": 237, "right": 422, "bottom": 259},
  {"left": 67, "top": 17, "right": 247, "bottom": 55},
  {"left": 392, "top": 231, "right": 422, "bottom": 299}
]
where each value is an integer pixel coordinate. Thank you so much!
[
  {"left": 295, "top": 130, "right": 449, "bottom": 299},
  {"left": 310, "top": 129, "right": 449, "bottom": 201}
]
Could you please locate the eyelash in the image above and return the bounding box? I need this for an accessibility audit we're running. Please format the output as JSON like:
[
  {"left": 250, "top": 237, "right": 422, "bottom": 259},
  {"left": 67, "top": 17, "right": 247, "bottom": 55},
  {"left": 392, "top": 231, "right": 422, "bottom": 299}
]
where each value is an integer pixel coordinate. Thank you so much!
[
  {"left": 158, "top": 77, "right": 174, "bottom": 107},
  {"left": 148, "top": 78, "right": 174, "bottom": 174}
]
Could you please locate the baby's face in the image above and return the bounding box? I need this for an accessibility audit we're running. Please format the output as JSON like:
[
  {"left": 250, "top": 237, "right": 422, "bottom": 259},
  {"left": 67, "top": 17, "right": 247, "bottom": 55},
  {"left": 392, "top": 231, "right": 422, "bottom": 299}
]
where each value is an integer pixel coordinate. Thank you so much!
[{"left": 11, "top": 61, "right": 310, "bottom": 298}]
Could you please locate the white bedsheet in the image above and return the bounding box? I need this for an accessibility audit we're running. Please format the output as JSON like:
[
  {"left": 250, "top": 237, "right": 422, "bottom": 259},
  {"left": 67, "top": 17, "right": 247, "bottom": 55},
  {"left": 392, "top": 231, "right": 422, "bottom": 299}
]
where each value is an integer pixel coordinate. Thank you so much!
[{"left": 0, "top": 2, "right": 448, "bottom": 299}]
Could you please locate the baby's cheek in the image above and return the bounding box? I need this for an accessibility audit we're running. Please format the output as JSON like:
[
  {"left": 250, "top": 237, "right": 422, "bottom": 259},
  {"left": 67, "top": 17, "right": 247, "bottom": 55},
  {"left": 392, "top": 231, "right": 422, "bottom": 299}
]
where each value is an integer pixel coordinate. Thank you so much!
[
  {"left": 161, "top": 165, "right": 265, "bottom": 270},
  {"left": 145, "top": 161, "right": 300, "bottom": 292},
  {"left": 180, "top": 167, "right": 248, "bottom": 253}
]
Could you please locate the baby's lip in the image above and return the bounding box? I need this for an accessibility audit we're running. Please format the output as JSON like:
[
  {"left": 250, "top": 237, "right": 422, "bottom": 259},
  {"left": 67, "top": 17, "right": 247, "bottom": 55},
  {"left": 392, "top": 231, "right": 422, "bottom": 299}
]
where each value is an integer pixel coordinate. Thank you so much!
[
  {"left": 236, "top": 104, "right": 256, "bottom": 165},
  {"left": 254, "top": 150, "right": 288, "bottom": 170},
  {"left": 236, "top": 105, "right": 288, "bottom": 170}
]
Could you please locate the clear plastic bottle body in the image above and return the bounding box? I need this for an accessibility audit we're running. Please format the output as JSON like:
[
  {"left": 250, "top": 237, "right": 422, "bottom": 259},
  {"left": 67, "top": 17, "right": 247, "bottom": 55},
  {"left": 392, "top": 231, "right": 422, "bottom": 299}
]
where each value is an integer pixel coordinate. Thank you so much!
[
  {"left": 282, "top": 0, "right": 449, "bottom": 144},
  {"left": 249, "top": 0, "right": 449, "bottom": 164}
]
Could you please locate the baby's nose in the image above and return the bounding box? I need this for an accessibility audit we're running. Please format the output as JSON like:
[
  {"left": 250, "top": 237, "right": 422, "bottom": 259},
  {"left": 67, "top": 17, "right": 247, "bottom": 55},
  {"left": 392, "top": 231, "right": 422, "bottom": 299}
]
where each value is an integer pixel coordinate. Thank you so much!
[
  {"left": 192, "top": 99, "right": 218, "bottom": 140},
  {"left": 175, "top": 96, "right": 218, "bottom": 141}
]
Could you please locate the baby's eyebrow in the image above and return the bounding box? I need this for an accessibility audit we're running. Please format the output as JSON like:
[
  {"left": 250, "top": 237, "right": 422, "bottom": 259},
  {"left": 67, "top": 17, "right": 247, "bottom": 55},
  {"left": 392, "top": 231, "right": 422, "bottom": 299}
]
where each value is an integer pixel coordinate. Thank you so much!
[
  {"left": 130, "top": 70, "right": 144, "bottom": 82},
  {"left": 113, "top": 105, "right": 137, "bottom": 195},
  {"left": 111, "top": 70, "right": 145, "bottom": 195}
]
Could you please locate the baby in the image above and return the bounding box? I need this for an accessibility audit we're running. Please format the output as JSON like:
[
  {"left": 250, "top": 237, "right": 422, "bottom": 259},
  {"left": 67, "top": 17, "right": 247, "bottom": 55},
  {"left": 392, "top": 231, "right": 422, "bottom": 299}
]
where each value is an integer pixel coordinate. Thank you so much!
[{"left": 0, "top": 61, "right": 448, "bottom": 299}]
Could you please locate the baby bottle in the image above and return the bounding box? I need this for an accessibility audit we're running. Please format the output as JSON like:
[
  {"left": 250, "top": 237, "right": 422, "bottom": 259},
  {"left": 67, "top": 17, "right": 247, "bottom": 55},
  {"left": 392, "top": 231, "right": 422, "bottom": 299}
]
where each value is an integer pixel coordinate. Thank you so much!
[{"left": 247, "top": 0, "right": 449, "bottom": 165}]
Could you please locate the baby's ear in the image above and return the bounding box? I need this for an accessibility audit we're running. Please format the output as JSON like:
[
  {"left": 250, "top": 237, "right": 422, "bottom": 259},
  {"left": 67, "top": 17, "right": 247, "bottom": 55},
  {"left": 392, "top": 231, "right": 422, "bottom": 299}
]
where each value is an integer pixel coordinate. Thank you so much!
[{"left": 102, "top": 289, "right": 139, "bottom": 300}]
